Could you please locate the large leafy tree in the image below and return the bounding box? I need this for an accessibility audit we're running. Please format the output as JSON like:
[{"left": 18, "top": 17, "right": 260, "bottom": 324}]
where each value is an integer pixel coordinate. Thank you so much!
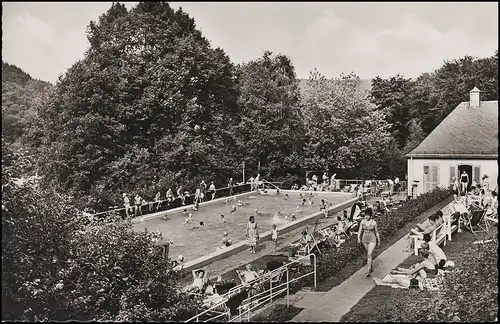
[
  {"left": 2, "top": 136, "right": 201, "bottom": 321},
  {"left": 369, "top": 74, "right": 414, "bottom": 149},
  {"left": 36, "top": 2, "right": 240, "bottom": 210},
  {"left": 412, "top": 53, "right": 498, "bottom": 134},
  {"left": 234, "top": 51, "right": 306, "bottom": 183},
  {"left": 302, "top": 70, "right": 400, "bottom": 179}
]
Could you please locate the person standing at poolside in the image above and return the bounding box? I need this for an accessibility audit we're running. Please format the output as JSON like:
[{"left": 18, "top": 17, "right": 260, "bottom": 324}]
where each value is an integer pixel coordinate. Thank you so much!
[
  {"left": 228, "top": 178, "right": 234, "bottom": 196},
  {"left": 123, "top": 193, "right": 131, "bottom": 219},
  {"left": 209, "top": 181, "right": 216, "bottom": 200},
  {"left": 248, "top": 176, "right": 255, "bottom": 191},
  {"left": 154, "top": 191, "right": 162, "bottom": 210},
  {"left": 177, "top": 185, "right": 185, "bottom": 205},
  {"left": 200, "top": 180, "right": 207, "bottom": 203},
  {"left": 134, "top": 193, "right": 143, "bottom": 217},
  {"left": 246, "top": 216, "right": 259, "bottom": 254},
  {"left": 358, "top": 208, "right": 380, "bottom": 277},
  {"left": 271, "top": 224, "right": 279, "bottom": 248}
]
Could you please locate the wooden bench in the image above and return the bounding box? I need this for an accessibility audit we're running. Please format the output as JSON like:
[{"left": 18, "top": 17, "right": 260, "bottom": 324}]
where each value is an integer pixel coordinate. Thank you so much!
[{"left": 412, "top": 215, "right": 459, "bottom": 256}]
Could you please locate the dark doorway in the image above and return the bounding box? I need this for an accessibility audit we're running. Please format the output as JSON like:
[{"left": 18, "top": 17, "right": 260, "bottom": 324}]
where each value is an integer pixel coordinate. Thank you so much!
[{"left": 458, "top": 165, "right": 473, "bottom": 191}]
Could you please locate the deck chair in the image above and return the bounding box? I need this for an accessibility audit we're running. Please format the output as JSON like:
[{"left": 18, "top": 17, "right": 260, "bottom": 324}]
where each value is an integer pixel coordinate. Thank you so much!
[
  {"left": 461, "top": 205, "right": 488, "bottom": 234},
  {"left": 318, "top": 228, "right": 337, "bottom": 247},
  {"left": 236, "top": 269, "right": 260, "bottom": 286},
  {"left": 298, "top": 233, "right": 323, "bottom": 255},
  {"left": 186, "top": 268, "right": 210, "bottom": 295}
]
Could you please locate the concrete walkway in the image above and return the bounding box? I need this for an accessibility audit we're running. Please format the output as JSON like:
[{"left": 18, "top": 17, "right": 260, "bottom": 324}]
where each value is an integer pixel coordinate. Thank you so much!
[{"left": 290, "top": 232, "right": 413, "bottom": 322}]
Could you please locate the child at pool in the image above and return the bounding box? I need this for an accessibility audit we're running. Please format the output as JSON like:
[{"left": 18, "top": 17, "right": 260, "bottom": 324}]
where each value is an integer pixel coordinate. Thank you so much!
[
  {"left": 220, "top": 214, "right": 225, "bottom": 222},
  {"left": 231, "top": 205, "right": 236, "bottom": 213},
  {"left": 185, "top": 213, "right": 193, "bottom": 224},
  {"left": 272, "top": 225, "right": 279, "bottom": 248}
]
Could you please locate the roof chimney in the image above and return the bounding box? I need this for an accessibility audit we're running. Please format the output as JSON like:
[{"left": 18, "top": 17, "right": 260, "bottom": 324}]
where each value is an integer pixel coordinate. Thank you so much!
[{"left": 470, "top": 86, "right": 480, "bottom": 107}]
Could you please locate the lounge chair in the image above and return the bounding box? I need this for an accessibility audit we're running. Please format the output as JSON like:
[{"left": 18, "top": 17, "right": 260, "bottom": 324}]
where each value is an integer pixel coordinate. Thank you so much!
[
  {"left": 318, "top": 228, "right": 337, "bottom": 248},
  {"left": 460, "top": 206, "right": 488, "bottom": 234}
]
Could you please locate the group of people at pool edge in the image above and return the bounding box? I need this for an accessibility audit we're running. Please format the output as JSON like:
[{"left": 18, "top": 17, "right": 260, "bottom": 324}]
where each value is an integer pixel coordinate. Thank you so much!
[{"left": 121, "top": 175, "right": 265, "bottom": 220}]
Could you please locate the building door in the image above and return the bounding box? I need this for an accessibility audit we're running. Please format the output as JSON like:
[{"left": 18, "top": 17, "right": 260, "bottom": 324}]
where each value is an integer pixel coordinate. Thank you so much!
[{"left": 458, "top": 165, "right": 473, "bottom": 191}]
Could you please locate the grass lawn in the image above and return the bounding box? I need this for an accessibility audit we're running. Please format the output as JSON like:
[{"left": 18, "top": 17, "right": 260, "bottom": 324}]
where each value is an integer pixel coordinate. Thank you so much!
[{"left": 340, "top": 227, "right": 498, "bottom": 322}]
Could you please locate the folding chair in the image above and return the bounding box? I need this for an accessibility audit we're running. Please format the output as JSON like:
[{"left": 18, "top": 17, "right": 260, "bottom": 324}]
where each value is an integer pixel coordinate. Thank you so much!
[
  {"left": 461, "top": 205, "right": 488, "bottom": 234},
  {"left": 318, "top": 228, "right": 337, "bottom": 248}
]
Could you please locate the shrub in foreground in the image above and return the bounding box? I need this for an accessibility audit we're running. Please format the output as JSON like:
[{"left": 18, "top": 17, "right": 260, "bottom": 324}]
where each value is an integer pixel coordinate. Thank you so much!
[{"left": 407, "top": 234, "right": 498, "bottom": 322}]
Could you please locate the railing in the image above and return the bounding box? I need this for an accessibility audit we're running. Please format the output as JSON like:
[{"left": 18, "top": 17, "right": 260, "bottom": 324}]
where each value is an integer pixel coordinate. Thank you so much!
[
  {"left": 300, "top": 179, "right": 407, "bottom": 197},
  {"left": 185, "top": 254, "right": 317, "bottom": 323},
  {"left": 89, "top": 183, "right": 252, "bottom": 222}
]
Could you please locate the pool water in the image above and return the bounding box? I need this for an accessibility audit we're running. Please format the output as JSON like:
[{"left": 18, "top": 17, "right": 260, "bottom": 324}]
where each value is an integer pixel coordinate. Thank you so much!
[{"left": 132, "top": 191, "right": 352, "bottom": 262}]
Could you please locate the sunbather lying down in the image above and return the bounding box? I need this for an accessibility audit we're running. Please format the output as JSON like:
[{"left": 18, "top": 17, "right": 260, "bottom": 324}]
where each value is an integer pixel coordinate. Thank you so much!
[{"left": 373, "top": 274, "right": 426, "bottom": 290}]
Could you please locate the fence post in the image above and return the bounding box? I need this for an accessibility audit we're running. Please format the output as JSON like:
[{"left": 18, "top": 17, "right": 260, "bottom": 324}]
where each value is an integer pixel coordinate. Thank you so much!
[
  {"left": 313, "top": 254, "right": 317, "bottom": 289},
  {"left": 270, "top": 276, "right": 273, "bottom": 302},
  {"left": 286, "top": 268, "right": 290, "bottom": 307}
]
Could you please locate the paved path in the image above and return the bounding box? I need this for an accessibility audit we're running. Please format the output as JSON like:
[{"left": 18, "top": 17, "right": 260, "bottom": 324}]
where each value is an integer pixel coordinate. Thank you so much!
[
  {"left": 290, "top": 233, "right": 412, "bottom": 322},
  {"left": 290, "top": 200, "right": 454, "bottom": 322}
]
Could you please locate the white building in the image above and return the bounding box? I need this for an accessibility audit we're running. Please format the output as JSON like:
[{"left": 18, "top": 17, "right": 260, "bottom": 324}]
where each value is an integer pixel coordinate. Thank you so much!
[{"left": 406, "top": 87, "right": 498, "bottom": 197}]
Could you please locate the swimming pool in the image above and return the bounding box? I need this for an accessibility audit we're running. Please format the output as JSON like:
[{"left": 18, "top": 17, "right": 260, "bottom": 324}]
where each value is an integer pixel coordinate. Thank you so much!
[{"left": 132, "top": 190, "right": 353, "bottom": 262}]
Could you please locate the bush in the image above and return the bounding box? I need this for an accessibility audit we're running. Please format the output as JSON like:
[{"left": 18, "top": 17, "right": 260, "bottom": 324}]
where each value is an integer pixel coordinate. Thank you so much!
[
  {"left": 2, "top": 142, "right": 202, "bottom": 322},
  {"left": 406, "top": 234, "right": 498, "bottom": 322},
  {"left": 290, "top": 187, "right": 452, "bottom": 292}
]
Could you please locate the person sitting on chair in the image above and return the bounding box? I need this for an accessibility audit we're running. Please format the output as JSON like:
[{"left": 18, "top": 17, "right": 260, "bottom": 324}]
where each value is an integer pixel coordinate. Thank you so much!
[
  {"left": 287, "top": 230, "right": 313, "bottom": 257},
  {"left": 239, "top": 264, "right": 260, "bottom": 285},
  {"left": 184, "top": 269, "right": 207, "bottom": 293}
]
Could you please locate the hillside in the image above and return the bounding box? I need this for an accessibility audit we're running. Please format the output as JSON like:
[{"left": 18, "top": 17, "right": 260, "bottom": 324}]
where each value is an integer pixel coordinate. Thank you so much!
[
  {"left": 2, "top": 61, "right": 52, "bottom": 144},
  {"left": 298, "top": 78, "right": 372, "bottom": 97}
]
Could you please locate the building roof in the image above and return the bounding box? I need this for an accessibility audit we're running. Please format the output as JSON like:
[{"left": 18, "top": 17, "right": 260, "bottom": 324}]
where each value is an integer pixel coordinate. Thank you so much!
[{"left": 407, "top": 100, "right": 498, "bottom": 158}]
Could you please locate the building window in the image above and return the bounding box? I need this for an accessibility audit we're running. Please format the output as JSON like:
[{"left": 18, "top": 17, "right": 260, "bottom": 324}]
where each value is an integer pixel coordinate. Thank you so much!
[
  {"left": 473, "top": 166, "right": 481, "bottom": 184},
  {"left": 449, "top": 166, "right": 457, "bottom": 184},
  {"left": 423, "top": 164, "right": 439, "bottom": 193}
]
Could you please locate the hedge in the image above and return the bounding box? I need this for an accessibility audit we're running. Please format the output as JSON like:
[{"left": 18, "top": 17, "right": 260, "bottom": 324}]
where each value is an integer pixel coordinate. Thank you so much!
[{"left": 287, "top": 187, "right": 453, "bottom": 294}]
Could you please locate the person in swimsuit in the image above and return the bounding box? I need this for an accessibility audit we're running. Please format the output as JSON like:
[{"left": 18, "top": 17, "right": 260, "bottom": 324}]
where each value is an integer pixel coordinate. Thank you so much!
[
  {"left": 391, "top": 248, "right": 437, "bottom": 278},
  {"left": 451, "top": 176, "right": 460, "bottom": 200},
  {"left": 358, "top": 208, "right": 380, "bottom": 277},
  {"left": 460, "top": 171, "right": 469, "bottom": 194},
  {"left": 373, "top": 249, "right": 432, "bottom": 290}
]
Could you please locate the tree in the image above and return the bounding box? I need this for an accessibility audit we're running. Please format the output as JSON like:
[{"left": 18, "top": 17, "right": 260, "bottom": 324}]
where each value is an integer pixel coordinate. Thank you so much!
[
  {"left": 413, "top": 53, "right": 498, "bottom": 134},
  {"left": 369, "top": 75, "right": 414, "bottom": 149},
  {"left": 2, "top": 136, "right": 201, "bottom": 321},
  {"left": 301, "top": 70, "right": 399, "bottom": 179},
  {"left": 402, "top": 119, "right": 426, "bottom": 155},
  {"left": 1, "top": 62, "right": 52, "bottom": 147},
  {"left": 35, "top": 2, "right": 240, "bottom": 210},
  {"left": 234, "top": 51, "right": 306, "bottom": 183}
]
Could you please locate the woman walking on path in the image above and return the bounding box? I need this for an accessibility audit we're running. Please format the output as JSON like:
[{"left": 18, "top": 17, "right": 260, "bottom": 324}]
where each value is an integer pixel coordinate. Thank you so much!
[
  {"left": 358, "top": 208, "right": 380, "bottom": 277},
  {"left": 246, "top": 216, "right": 259, "bottom": 254}
]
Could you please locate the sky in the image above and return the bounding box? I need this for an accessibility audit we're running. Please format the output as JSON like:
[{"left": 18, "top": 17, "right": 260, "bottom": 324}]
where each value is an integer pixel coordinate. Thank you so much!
[{"left": 2, "top": 2, "right": 498, "bottom": 84}]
